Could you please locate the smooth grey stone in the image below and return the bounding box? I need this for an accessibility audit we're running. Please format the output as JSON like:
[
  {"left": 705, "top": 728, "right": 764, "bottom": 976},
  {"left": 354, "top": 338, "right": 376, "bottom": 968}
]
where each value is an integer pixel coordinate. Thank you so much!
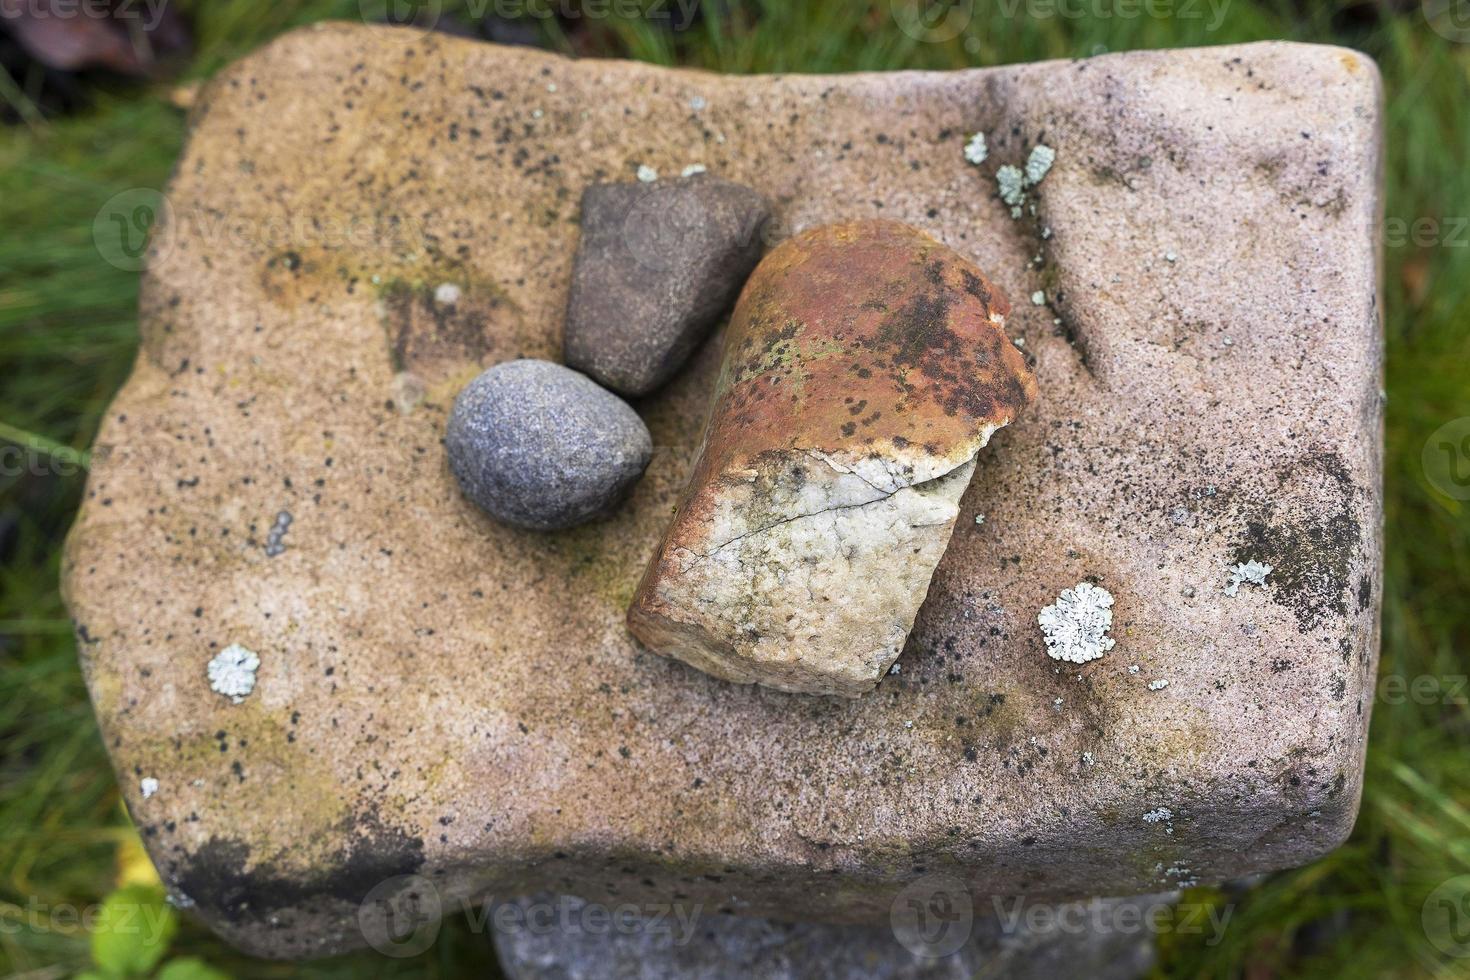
[
  {"left": 446, "top": 359, "right": 651, "bottom": 530},
  {"left": 564, "top": 174, "right": 770, "bottom": 396}
]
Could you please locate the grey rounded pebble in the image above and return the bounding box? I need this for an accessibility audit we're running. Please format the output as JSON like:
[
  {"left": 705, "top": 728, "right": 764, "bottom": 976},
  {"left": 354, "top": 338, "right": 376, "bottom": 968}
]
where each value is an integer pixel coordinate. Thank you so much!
[{"left": 446, "top": 360, "right": 652, "bottom": 531}]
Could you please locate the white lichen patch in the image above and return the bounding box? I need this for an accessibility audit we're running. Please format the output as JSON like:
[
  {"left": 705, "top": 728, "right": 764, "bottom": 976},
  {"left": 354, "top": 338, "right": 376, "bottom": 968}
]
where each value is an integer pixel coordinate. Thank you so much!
[
  {"left": 689, "top": 94, "right": 707, "bottom": 111},
  {"left": 963, "top": 131, "right": 988, "bottom": 165},
  {"left": 1038, "top": 582, "right": 1116, "bottom": 664},
  {"left": 1225, "top": 560, "right": 1272, "bottom": 597},
  {"left": 140, "top": 777, "right": 159, "bottom": 799},
  {"left": 974, "top": 513, "right": 985, "bottom": 526},
  {"left": 1142, "top": 807, "right": 1173, "bottom": 824},
  {"left": 433, "top": 282, "right": 462, "bottom": 306},
  {"left": 681, "top": 163, "right": 707, "bottom": 177},
  {"left": 996, "top": 165, "right": 1025, "bottom": 208},
  {"left": 1148, "top": 679, "right": 1169, "bottom": 691},
  {"left": 636, "top": 164, "right": 658, "bottom": 183},
  {"left": 208, "top": 643, "right": 260, "bottom": 704},
  {"left": 1024, "top": 144, "right": 1056, "bottom": 186},
  {"left": 1031, "top": 290, "right": 1046, "bottom": 306}
]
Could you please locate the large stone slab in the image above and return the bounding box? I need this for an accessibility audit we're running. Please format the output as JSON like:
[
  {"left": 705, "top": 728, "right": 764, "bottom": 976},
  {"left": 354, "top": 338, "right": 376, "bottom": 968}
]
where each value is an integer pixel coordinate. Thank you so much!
[{"left": 63, "top": 24, "right": 1383, "bottom": 960}]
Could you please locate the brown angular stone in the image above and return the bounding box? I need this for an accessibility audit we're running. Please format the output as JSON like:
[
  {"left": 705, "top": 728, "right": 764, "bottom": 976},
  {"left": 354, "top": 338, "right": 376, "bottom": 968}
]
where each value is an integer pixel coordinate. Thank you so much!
[
  {"left": 564, "top": 175, "right": 770, "bottom": 396},
  {"left": 60, "top": 26, "right": 1383, "bottom": 961},
  {"left": 627, "top": 220, "right": 1035, "bottom": 696}
]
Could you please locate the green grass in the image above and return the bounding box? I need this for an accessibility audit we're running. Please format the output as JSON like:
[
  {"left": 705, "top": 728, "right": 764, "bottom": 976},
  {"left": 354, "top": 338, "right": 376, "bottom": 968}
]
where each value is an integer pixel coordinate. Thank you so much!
[{"left": 2, "top": 1, "right": 1468, "bottom": 977}]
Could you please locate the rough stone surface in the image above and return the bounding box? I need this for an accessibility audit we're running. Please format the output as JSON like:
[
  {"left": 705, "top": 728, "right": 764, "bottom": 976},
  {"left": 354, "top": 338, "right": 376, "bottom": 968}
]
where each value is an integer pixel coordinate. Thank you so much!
[
  {"left": 627, "top": 220, "right": 1034, "bottom": 696},
  {"left": 491, "top": 891, "right": 1161, "bottom": 980},
  {"left": 446, "top": 359, "right": 652, "bottom": 530},
  {"left": 564, "top": 174, "right": 770, "bottom": 396},
  {"left": 61, "top": 25, "right": 1383, "bottom": 960}
]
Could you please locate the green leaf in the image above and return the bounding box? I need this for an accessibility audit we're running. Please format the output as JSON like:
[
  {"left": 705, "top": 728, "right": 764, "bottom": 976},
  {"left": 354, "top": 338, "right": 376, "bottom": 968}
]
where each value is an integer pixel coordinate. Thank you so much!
[
  {"left": 155, "top": 957, "right": 233, "bottom": 980},
  {"left": 89, "top": 884, "right": 178, "bottom": 977}
]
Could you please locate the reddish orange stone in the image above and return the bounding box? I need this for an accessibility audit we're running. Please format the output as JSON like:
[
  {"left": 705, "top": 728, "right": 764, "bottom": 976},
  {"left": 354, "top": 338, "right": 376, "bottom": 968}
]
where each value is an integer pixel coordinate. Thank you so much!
[{"left": 629, "top": 219, "right": 1036, "bottom": 695}]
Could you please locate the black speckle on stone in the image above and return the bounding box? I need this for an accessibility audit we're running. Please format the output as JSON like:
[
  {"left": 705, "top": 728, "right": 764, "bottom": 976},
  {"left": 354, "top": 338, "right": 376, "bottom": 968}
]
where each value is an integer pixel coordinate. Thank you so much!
[
  {"left": 1230, "top": 452, "right": 1362, "bottom": 633},
  {"left": 176, "top": 812, "right": 426, "bottom": 926}
]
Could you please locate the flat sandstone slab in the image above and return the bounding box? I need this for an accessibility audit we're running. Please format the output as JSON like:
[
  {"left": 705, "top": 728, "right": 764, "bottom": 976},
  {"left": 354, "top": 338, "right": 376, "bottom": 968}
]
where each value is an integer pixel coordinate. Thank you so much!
[{"left": 63, "top": 26, "right": 1382, "bottom": 959}]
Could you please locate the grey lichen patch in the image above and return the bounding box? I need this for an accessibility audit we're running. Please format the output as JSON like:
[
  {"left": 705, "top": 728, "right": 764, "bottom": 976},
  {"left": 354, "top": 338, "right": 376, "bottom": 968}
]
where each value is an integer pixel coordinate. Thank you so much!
[
  {"left": 1224, "top": 560, "right": 1271, "bottom": 597},
  {"left": 963, "top": 131, "right": 988, "bottom": 165},
  {"left": 994, "top": 143, "right": 1056, "bottom": 219},
  {"left": 1038, "top": 582, "right": 1115, "bottom": 664},
  {"left": 264, "top": 511, "right": 293, "bottom": 557},
  {"left": 1024, "top": 144, "right": 1056, "bottom": 186},
  {"left": 208, "top": 644, "right": 259, "bottom": 703},
  {"left": 996, "top": 165, "right": 1025, "bottom": 210}
]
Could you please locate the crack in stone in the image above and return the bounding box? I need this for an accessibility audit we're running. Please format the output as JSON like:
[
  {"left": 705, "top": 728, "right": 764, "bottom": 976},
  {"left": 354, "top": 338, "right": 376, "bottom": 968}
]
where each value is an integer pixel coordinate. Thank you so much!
[{"left": 691, "top": 448, "right": 979, "bottom": 559}]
